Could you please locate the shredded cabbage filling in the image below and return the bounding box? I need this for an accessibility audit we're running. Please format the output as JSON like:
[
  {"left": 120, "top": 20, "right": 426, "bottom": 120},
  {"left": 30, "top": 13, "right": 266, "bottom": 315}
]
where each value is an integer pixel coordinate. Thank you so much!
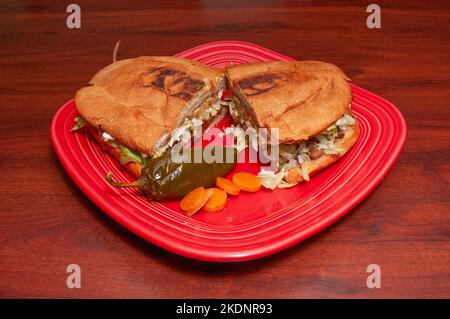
[
  {"left": 154, "top": 90, "right": 229, "bottom": 156},
  {"left": 259, "top": 114, "right": 356, "bottom": 189}
]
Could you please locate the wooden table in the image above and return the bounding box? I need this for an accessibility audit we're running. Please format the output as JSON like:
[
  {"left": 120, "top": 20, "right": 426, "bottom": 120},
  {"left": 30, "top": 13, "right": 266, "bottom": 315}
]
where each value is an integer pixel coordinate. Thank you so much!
[{"left": 1, "top": 0, "right": 449, "bottom": 298}]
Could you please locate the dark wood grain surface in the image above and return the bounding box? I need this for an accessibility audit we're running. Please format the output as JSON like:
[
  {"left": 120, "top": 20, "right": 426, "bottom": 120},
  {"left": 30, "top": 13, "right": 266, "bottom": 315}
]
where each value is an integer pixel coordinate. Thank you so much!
[{"left": 0, "top": 0, "right": 449, "bottom": 298}]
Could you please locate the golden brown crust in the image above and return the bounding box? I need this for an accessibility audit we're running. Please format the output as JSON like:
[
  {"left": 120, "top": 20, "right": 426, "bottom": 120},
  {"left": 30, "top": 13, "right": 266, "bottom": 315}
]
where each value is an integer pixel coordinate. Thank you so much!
[
  {"left": 284, "top": 121, "right": 360, "bottom": 184},
  {"left": 76, "top": 56, "right": 223, "bottom": 155},
  {"left": 226, "top": 61, "right": 352, "bottom": 143}
]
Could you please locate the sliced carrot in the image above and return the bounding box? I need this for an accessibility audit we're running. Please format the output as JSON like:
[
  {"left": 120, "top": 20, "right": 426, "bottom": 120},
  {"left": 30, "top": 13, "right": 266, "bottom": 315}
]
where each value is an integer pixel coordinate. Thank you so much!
[
  {"left": 232, "top": 172, "right": 261, "bottom": 192},
  {"left": 204, "top": 188, "right": 227, "bottom": 213},
  {"left": 216, "top": 177, "right": 240, "bottom": 196},
  {"left": 179, "top": 187, "right": 208, "bottom": 216}
]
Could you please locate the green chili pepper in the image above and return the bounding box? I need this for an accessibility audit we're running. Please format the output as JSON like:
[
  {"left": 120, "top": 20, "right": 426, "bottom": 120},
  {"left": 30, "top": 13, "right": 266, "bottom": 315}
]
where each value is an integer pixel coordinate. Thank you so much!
[{"left": 106, "top": 146, "right": 237, "bottom": 201}]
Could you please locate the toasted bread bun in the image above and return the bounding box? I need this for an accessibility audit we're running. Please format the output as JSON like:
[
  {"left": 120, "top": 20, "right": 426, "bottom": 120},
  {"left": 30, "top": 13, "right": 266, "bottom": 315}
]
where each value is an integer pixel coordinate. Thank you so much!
[
  {"left": 76, "top": 56, "right": 223, "bottom": 156},
  {"left": 226, "top": 61, "right": 352, "bottom": 143},
  {"left": 284, "top": 122, "right": 359, "bottom": 185}
]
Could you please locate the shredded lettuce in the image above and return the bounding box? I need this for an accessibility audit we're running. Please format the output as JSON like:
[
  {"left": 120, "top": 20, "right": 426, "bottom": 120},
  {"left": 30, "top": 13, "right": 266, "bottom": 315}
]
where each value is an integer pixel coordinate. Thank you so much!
[
  {"left": 297, "top": 141, "right": 310, "bottom": 164},
  {"left": 71, "top": 117, "right": 88, "bottom": 131},
  {"left": 72, "top": 120, "right": 146, "bottom": 164},
  {"left": 301, "top": 165, "right": 310, "bottom": 181},
  {"left": 258, "top": 168, "right": 296, "bottom": 190},
  {"left": 323, "top": 124, "right": 338, "bottom": 139},
  {"left": 336, "top": 114, "right": 356, "bottom": 129},
  {"left": 327, "top": 124, "right": 337, "bottom": 133},
  {"left": 262, "top": 114, "right": 356, "bottom": 187},
  {"left": 324, "top": 145, "right": 344, "bottom": 155},
  {"left": 314, "top": 133, "right": 343, "bottom": 155},
  {"left": 119, "top": 146, "right": 144, "bottom": 165},
  {"left": 258, "top": 168, "right": 285, "bottom": 190},
  {"left": 297, "top": 153, "right": 310, "bottom": 164}
]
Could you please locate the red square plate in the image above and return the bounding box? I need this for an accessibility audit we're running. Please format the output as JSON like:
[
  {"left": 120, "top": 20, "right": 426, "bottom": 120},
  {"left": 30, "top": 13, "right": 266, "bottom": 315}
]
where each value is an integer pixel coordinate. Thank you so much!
[{"left": 51, "top": 41, "right": 407, "bottom": 262}]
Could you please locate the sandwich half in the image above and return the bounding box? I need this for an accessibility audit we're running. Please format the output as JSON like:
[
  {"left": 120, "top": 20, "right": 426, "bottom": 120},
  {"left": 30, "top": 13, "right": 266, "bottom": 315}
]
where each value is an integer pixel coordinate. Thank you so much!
[
  {"left": 225, "top": 60, "right": 359, "bottom": 188},
  {"left": 75, "top": 56, "right": 227, "bottom": 177}
]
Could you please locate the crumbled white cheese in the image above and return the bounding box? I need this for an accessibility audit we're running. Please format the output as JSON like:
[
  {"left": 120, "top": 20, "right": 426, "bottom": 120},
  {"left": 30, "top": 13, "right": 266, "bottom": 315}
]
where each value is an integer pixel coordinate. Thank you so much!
[{"left": 102, "top": 132, "right": 115, "bottom": 142}]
